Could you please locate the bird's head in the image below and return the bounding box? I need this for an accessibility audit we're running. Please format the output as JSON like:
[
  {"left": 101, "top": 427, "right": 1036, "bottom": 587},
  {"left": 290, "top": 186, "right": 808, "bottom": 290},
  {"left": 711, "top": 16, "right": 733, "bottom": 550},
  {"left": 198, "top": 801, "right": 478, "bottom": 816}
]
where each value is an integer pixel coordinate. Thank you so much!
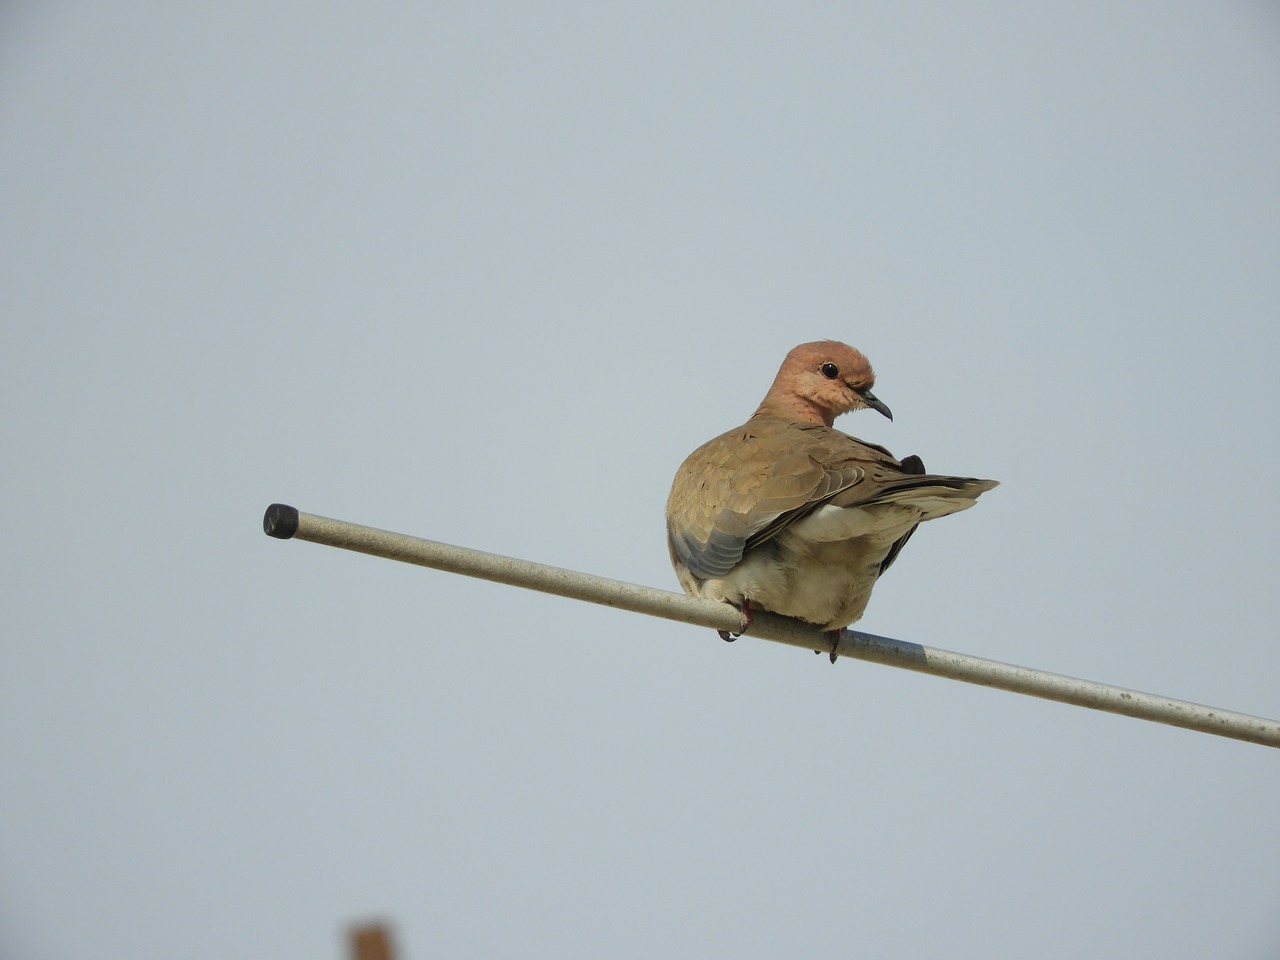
[{"left": 754, "top": 340, "right": 892, "bottom": 427}]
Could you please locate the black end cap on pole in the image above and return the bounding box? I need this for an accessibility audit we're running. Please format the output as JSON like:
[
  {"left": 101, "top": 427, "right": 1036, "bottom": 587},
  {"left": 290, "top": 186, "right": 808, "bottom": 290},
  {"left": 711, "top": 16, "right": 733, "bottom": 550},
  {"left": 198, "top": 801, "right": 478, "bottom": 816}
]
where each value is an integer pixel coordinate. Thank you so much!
[{"left": 263, "top": 503, "right": 300, "bottom": 539}]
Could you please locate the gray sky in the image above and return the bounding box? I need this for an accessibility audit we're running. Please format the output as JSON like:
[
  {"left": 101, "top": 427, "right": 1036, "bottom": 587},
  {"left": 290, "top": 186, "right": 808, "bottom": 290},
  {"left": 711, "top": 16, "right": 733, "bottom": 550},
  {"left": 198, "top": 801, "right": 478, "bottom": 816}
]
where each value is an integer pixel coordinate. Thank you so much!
[{"left": 3, "top": 2, "right": 1279, "bottom": 957}]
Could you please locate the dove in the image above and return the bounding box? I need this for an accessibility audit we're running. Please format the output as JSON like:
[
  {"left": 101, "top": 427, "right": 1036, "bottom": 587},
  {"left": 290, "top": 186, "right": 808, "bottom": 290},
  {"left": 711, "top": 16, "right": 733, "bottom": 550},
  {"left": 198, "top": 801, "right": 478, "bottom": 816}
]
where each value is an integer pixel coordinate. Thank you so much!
[{"left": 666, "top": 340, "right": 997, "bottom": 659}]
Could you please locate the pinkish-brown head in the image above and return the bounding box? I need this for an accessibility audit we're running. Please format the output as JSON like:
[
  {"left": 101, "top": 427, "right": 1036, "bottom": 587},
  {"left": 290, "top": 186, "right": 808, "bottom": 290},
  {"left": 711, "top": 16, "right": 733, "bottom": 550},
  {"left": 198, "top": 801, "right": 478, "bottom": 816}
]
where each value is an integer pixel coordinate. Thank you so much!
[{"left": 751, "top": 340, "right": 892, "bottom": 427}]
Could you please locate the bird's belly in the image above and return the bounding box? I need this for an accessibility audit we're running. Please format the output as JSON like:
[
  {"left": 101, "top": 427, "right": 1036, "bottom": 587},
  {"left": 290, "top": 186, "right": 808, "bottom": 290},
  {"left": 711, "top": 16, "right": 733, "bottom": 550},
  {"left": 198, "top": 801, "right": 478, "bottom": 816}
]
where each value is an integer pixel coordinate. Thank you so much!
[
  {"left": 770, "top": 538, "right": 886, "bottom": 629},
  {"left": 697, "top": 533, "right": 899, "bottom": 632}
]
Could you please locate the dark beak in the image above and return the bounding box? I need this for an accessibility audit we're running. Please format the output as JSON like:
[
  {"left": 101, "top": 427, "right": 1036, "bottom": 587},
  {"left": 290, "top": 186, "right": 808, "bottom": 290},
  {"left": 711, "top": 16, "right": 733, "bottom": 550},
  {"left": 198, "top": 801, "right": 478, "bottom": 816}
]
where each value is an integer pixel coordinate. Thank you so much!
[{"left": 858, "top": 388, "right": 893, "bottom": 421}]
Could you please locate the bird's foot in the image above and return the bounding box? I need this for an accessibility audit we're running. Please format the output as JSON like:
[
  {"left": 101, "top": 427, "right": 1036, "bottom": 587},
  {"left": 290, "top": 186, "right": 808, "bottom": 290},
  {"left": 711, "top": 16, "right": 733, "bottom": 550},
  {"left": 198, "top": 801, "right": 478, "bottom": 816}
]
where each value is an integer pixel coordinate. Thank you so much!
[
  {"left": 718, "top": 600, "right": 753, "bottom": 642},
  {"left": 816, "top": 629, "right": 840, "bottom": 663}
]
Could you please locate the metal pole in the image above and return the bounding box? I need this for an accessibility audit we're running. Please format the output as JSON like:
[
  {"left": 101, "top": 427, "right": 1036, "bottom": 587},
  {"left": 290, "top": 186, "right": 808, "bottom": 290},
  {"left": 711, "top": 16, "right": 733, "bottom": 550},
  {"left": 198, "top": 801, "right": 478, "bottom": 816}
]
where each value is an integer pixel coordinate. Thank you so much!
[{"left": 263, "top": 504, "right": 1280, "bottom": 750}]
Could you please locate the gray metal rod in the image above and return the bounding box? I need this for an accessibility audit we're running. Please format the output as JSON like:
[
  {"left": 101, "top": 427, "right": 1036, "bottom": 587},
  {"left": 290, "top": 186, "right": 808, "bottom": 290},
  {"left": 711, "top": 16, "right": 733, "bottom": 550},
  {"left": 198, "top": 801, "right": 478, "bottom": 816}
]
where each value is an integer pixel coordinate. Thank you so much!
[{"left": 262, "top": 504, "right": 1280, "bottom": 750}]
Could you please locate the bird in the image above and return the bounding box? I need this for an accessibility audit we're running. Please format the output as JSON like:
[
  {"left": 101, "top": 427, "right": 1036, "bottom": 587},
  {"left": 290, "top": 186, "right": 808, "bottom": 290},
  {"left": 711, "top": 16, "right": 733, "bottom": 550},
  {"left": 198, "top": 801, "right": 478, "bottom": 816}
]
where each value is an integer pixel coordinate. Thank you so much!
[{"left": 665, "top": 340, "right": 997, "bottom": 661}]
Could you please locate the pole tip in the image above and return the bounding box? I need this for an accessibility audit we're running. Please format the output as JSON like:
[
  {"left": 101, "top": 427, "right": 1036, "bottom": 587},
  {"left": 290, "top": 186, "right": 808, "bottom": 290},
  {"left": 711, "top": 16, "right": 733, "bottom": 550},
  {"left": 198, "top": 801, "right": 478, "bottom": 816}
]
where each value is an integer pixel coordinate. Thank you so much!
[{"left": 263, "top": 503, "right": 300, "bottom": 539}]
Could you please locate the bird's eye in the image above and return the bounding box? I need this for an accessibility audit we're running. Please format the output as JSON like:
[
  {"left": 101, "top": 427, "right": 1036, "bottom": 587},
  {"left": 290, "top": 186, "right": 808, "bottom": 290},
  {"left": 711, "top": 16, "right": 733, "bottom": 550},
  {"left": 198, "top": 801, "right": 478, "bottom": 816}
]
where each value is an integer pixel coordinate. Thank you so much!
[{"left": 820, "top": 362, "right": 840, "bottom": 379}]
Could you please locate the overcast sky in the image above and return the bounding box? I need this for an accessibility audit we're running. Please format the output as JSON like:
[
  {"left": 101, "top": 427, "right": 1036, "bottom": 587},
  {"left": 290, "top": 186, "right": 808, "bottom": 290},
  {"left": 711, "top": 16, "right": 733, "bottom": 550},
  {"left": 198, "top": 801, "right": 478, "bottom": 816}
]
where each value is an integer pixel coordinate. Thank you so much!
[{"left": 3, "top": 3, "right": 1279, "bottom": 958}]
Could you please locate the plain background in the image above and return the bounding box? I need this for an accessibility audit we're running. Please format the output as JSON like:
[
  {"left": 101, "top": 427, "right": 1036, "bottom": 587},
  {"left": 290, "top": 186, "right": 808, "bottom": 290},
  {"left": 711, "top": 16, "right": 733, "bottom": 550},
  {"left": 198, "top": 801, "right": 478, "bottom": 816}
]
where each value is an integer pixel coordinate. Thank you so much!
[{"left": 3, "top": 3, "right": 1279, "bottom": 957}]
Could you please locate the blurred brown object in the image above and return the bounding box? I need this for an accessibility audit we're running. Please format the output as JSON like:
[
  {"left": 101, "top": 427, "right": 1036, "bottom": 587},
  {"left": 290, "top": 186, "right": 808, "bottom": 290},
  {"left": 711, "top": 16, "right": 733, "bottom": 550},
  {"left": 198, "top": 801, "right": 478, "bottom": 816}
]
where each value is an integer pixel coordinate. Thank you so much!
[{"left": 349, "top": 921, "right": 395, "bottom": 960}]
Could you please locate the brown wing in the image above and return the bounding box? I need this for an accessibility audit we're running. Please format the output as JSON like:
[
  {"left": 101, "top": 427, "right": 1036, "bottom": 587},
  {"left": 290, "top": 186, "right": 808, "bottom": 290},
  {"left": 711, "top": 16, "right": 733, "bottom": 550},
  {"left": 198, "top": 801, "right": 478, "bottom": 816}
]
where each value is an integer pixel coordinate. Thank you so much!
[
  {"left": 668, "top": 421, "right": 997, "bottom": 582},
  {"left": 666, "top": 420, "right": 901, "bottom": 581}
]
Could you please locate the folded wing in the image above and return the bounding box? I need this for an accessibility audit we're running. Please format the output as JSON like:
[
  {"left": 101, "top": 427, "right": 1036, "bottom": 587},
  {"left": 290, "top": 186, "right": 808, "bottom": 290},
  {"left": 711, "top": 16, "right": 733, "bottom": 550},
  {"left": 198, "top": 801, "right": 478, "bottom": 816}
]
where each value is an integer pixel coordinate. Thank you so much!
[{"left": 667, "top": 420, "right": 996, "bottom": 582}]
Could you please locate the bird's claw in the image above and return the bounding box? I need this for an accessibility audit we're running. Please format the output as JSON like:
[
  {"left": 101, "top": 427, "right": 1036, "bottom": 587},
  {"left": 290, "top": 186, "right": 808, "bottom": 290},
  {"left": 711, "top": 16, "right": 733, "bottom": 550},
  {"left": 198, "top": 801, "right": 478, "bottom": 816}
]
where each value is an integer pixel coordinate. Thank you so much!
[
  {"left": 718, "top": 601, "right": 754, "bottom": 642},
  {"left": 824, "top": 629, "right": 841, "bottom": 663}
]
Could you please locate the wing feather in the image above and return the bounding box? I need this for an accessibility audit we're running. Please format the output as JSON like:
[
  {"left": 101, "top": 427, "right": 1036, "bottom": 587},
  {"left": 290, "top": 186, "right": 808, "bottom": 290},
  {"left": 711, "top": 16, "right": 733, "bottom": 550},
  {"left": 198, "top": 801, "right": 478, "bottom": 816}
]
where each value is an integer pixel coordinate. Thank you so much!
[{"left": 667, "top": 420, "right": 997, "bottom": 581}]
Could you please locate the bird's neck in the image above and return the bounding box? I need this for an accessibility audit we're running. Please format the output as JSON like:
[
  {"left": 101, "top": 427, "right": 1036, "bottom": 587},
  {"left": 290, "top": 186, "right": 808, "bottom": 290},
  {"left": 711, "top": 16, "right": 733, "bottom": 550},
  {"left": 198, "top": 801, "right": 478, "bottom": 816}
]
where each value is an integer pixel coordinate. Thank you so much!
[{"left": 751, "top": 395, "right": 835, "bottom": 427}]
